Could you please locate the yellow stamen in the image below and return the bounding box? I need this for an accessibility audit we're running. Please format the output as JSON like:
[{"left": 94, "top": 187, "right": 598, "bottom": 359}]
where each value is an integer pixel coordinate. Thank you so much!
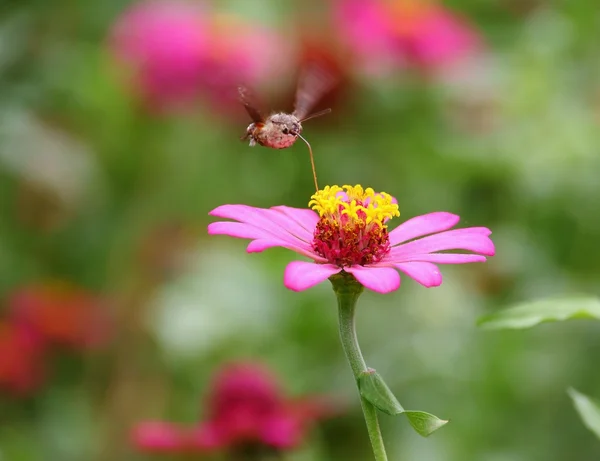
[{"left": 309, "top": 184, "right": 400, "bottom": 227}]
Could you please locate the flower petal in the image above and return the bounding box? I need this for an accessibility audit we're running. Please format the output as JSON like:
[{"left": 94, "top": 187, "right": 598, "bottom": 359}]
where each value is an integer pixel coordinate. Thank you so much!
[
  {"left": 207, "top": 222, "right": 269, "bottom": 240},
  {"left": 209, "top": 205, "right": 312, "bottom": 243},
  {"left": 260, "top": 414, "right": 302, "bottom": 448},
  {"left": 266, "top": 207, "right": 314, "bottom": 241},
  {"left": 272, "top": 206, "right": 320, "bottom": 235},
  {"left": 389, "top": 212, "right": 460, "bottom": 246},
  {"left": 209, "top": 204, "right": 262, "bottom": 221},
  {"left": 284, "top": 261, "right": 340, "bottom": 291},
  {"left": 209, "top": 222, "right": 320, "bottom": 260},
  {"left": 345, "top": 266, "right": 401, "bottom": 294},
  {"left": 188, "top": 424, "right": 223, "bottom": 451},
  {"left": 247, "top": 239, "right": 326, "bottom": 261},
  {"left": 131, "top": 422, "right": 187, "bottom": 453},
  {"left": 393, "top": 262, "right": 442, "bottom": 288},
  {"left": 389, "top": 227, "right": 495, "bottom": 259},
  {"left": 386, "top": 253, "right": 487, "bottom": 264}
]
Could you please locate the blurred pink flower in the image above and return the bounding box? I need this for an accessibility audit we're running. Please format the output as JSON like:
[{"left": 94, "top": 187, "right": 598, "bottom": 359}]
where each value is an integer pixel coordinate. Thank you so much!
[
  {"left": 335, "top": 0, "right": 481, "bottom": 73},
  {"left": 334, "top": 0, "right": 396, "bottom": 74},
  {"left": 9, "top": 282, "right": 112, "bottom": 349},
  {"left": 210, "top": 15, "right": 292, "bottom": 87},
  {"left": 131, "top": 422, "right": 192, "bottom": 453},
  {"left": 109, "top": 2, "right": 292, "bottom": 114},
  {"left": 109, "top": 0, "right": 209, "bottom": 110},
  {"left": 0, "top": 321, "right": 44, "bottom": 395},
  {"left": 131, "top": 362, "right": 336, "bottom": 454},
  {"left": 197, "top": 14, "right": 294, "bottom": 114},
  {"left": 208, "top": 185, "right": 494, "bottom": 294},
  {"left": 192, "top": 362, "right": 334, "bottom": 449}
]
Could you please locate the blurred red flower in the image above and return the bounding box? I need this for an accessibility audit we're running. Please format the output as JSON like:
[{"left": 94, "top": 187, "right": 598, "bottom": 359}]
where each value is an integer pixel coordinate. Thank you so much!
[
  {"left": 0, "top": 321, "right": 44, "bottom": 395},
  {"left": 9, "top": 282, "right": 112, "bottom": 349},
  {"left": 132, "top": 362, "right": 338, "bottom": 455},
  {"left": 335, "top": 0, "right": 481, "bottom": 74}
]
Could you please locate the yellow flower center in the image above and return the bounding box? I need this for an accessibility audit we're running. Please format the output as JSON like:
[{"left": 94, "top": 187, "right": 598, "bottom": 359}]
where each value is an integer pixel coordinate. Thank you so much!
[
  {"left": 308, "top": 185, "right": 400, "bottom": 267},
  {"left": 309, "top": 185, "right": 400, "bottom": 227}
]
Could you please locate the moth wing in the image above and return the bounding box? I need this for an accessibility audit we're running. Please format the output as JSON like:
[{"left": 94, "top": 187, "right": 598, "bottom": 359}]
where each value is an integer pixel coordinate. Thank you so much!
[
  {"left": 238, "top": 85, "right": 265, "bottom": 123},
  {"left": 292, "top": 61, "right": 337, "bottom": 121}
]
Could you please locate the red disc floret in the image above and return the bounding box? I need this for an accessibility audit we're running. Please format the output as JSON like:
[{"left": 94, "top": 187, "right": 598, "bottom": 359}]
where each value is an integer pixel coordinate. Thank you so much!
[{"left": 312, "top": 202, "right": 391, "bottom": 267}]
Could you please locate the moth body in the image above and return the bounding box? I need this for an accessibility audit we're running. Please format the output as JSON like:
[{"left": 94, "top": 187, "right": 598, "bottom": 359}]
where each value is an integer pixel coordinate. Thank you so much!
[{"left": 245, "top": 112, "right": 303, "bottom": 149}]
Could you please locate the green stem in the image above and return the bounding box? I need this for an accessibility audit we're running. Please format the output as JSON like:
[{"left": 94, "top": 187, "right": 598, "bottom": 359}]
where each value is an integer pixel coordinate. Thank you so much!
[{"left": 331, "top": 272, "right": 388, "bottom": 461}]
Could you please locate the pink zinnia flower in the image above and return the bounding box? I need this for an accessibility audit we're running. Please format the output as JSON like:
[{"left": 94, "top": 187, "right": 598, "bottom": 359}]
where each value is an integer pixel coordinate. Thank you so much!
[
  {"left": 208, "top": 185, "right": 494, "bottom": 294},
  {"left": 109, "top": 0, "right": 209, "bottom": 111},
  {"left": 191, "top": 362, "right": 333, "bottom": 449},
  {"left": 131, "top": 422, "right": 195, "bottom": 453},
  {"left": 197, "top": 14, "right": 294, "bottom": 114},
  {"left": 335, "top": 0, "right": 481, "bottom": 73},
  {"left": 388, "top": 1, "right": 482, "bottom": 69},
  {"left": 334, "top": 0, "right": 397, "bottom": 74},
  {"left": 131, "top": 362, "right": 336, "bottom": 454}
]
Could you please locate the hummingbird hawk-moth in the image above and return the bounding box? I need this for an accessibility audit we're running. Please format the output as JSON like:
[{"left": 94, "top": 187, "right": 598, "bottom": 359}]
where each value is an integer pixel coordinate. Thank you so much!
[{"left": 238, "top": 64, "right": 336, "bottom": 191}]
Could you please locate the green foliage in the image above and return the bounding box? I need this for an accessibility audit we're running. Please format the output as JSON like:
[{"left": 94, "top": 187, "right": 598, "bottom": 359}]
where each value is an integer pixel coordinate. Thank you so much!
[
  {"left": 358, "top": 370, "right": 404, "bottom": 415},
  {"left": 1, "top": 1, "right": 600, "bottom": 460},
  {"left": 358, "top": 370, "right": 448, "bottom": 437},
  {"left": 477, "top": 297, "right": 600, "bottom": 330},
  {"left": 568, "top": 389, "right": 600, "bottom": 440},
  {"left": 479, "top": 298, "right": 600, "bottom": 444},
  {"left": 403, "top": 411, "right": 449, "bottom": 438}
]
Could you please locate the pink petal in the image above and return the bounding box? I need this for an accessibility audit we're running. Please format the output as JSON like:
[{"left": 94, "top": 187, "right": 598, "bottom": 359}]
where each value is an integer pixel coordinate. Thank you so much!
[
  {"left": 260, "top": 414, "right": 303, "bottom": 448},
  {"left": 272, "top": 206, "right": 319, "bottom": 235},
  {"left": 208, "top": 222, "right": 269, "bottom": 240},
  {"left": 131, "top": 422, "right": 187, "bottom": 452},
  {"left": 209, "top": 205, "right": 312, "bottom": 243},
  {"left": 389, "top": 227, "right": 495, "bottom": 259},
  {"left": 209, "top": 206, "right": 315, "bottom": 253},
  {"left": 209, "top": 204, "right": 267, "bottom": 221},
  {"left": 408, "top": 8, "right": 480, "bottom": 68},
  {"left": 388, "top": 212, "right": 460, "bottom": 246},
  {"left": 386, "top": 253, "right": 487, "bottom": 264},
  {"left": 344, "top": 266, "right": 401, "bottom": 294},
  {"left": 393, "top": 262, "right": 442, "bottom": 288},
  {"left": 209, "top": 221, "right": 320, "bottom": 259},
  {"left": 265, "top": 207, "right": 315, "bottom": 241},
  {"left": 284, "top": 261, "right": 341, "bottom": 291},
  {"left": 247, "top": 239, "right": 325, "bottom": 261},
  {"left": 188, "top": 424, "right": 223, "bottom": 451}
]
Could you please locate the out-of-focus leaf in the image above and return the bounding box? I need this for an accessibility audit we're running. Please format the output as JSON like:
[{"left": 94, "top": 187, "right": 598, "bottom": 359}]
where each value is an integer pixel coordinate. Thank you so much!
[
  {"left": 358, "top": 369, "right": 448, "bottom": 437},
  {"left": 568, "top": 388, "right": 600, "bottom": 440},
  {"left": 404, "top": 411, "right": 449, "bottom": 438},
  {"left": 477, "top": 297, "right": 600, "bottom": 330}
]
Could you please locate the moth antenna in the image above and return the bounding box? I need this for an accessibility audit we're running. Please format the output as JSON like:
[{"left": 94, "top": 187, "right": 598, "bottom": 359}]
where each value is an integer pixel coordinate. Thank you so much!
[
  {"left": 297, "top": 133, "right": 319, "bottom": 192},
  {"left": 300, "top": 108, "right": 332, "bottom": 123}
]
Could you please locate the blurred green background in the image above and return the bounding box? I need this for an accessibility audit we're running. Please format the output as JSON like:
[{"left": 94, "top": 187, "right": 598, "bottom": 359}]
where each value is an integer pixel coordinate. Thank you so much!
[{"left": 1, "top": 0, "right": 600, "bottom": 460}]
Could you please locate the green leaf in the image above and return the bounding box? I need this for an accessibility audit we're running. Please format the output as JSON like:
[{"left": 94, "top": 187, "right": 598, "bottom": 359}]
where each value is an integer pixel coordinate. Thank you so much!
[
  {"left": 358, "top": 369, "right": 404, "bottom": 415},
  {"left": 477, "top": 296, "right": 600, "bottom": 330},
  {"left": 358, "top": 369, "right": 448, "bottom": 437},
  {"left": 404, "top": 411, "right": 449, "bottom": 438},
  {"left": 568, "top": 388, "right": 600, "bottom": 440}
]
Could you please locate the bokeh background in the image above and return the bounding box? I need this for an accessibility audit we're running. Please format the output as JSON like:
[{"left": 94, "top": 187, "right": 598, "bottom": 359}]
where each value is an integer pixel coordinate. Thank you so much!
[{"left": 1, "top": 0, "right": 600, "bottom": 460}]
